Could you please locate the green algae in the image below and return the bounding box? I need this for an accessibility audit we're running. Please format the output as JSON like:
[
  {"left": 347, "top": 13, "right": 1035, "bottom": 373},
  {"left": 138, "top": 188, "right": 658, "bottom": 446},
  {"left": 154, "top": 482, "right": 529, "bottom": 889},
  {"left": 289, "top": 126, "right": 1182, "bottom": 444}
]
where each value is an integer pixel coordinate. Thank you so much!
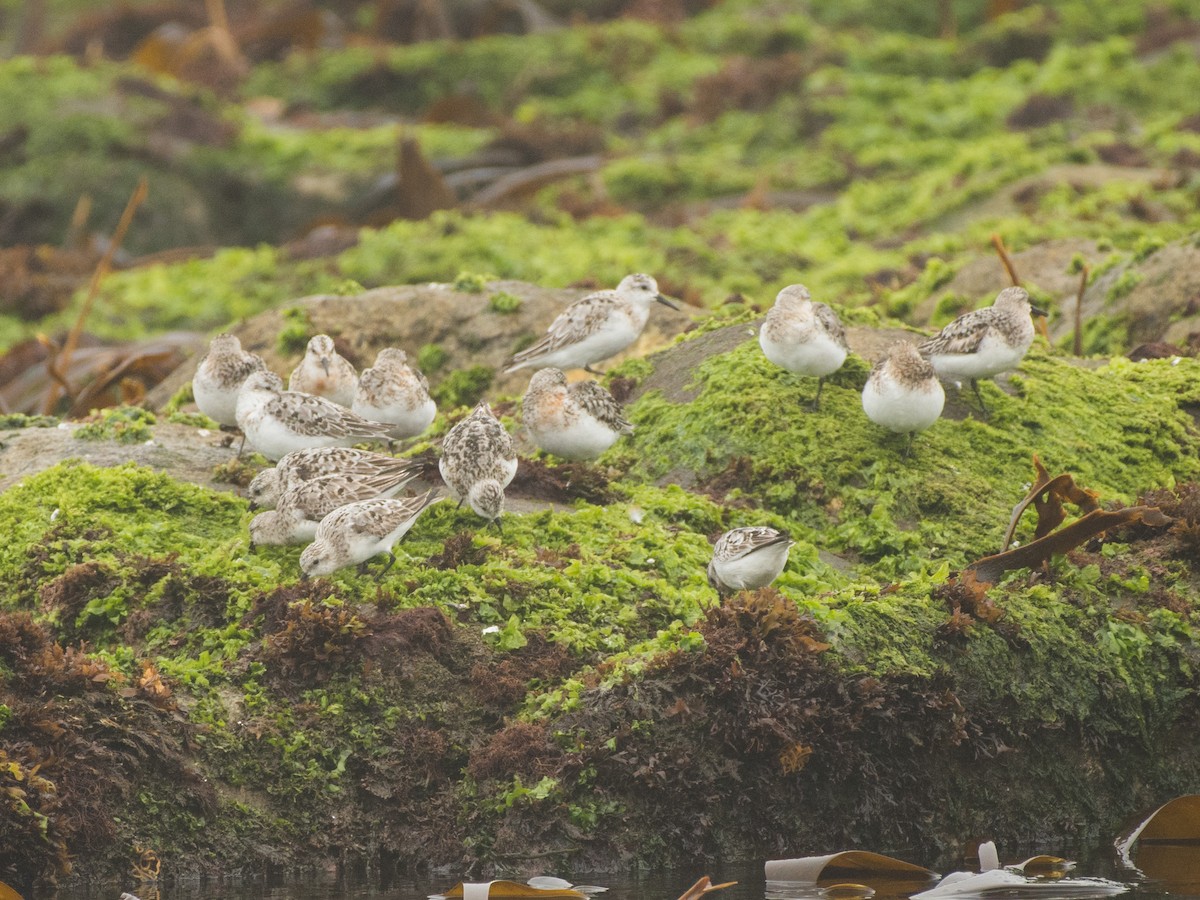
[
  {"left": 616, "top": 335, "right": 1200, "bottom": 579},
  {"left": 74, "top": 406, "right": 156, "bottom": 443}
]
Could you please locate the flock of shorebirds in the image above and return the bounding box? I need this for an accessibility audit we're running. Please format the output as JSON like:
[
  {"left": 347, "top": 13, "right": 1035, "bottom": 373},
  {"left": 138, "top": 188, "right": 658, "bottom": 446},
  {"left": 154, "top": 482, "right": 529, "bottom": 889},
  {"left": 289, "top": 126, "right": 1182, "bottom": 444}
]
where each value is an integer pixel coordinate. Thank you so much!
[{"left": 190, "top": 274, "right": 1045, "bottom": 591}]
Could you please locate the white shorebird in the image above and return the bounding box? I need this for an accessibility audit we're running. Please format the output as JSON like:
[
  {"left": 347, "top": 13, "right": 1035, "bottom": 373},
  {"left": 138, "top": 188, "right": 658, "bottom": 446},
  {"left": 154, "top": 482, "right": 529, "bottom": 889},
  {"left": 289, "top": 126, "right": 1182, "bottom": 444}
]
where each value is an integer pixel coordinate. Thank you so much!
[
  {"left": 235, "top": 371, "right": 396, "bottom": 461},
  {"left": 918, "top": 286, "right": 1046, "bottom": 414},
  {"left": 299, "top": 490, "right": 442, "bottom": 579},
  {"left": 758, "top": 284, "right": 849, "bottom": 408},
  {"left": 438, "top": 402, "right": 518, "bottom": 525},
  {"left": 192, "top": 333, "right": 269, "bottom": 428},
  {"left": 288, "top": 334, "right": 358, "bottom": 407},
  {"left": 351, "top": 348, "right": 437, "bottom": 439},
  {"left": 521, "top": 368, "right": 633, "bottom": 460},
  {"left": 247, "top": 448, "right": 429, "bottom": 510},
  {"left": 249, "top": 466, "right": 427, "bottom": 547},
  {"left": 707, "top": 526, "right": 795, "bottom": 596},
  {"left": 503, "top": 274, "right": 679, "bottom": 375},
  {"left": 861, "top": 341, "right": 946, "bottom": 449}
]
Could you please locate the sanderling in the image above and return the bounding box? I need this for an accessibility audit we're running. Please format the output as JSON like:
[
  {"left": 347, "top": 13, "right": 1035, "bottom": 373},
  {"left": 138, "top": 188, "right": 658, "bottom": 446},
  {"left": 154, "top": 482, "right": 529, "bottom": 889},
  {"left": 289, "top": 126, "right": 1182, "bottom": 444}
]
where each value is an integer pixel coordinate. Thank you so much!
[
  {"left": 249, "top": 467, "right": 424, "bottom": 546},
  {"left": 247, "top": 448, "right": 428, "bottom": 509},
  {"left": 521, "top": 368, "right": 633, "bottom": 460},
  {"left": 918, "top": 286, "right": 1046, "bottom": 413},
  {"left": 758, "top": 284, "right": 849, "bottom": 408},
  {"left": 707, "top": 526, "right": 795, "bottom": 596},
  {"left": 351, "top": 348, "right": 437, "bottom": 439},
  {"left": 438, "top": 402, "right": 518, "bottom": 525},
  {"left": 192, "top": 333, "right": 269, "bottom": 428},
  {"left": 288, "top": 334, "right": 358, "bottom": 407},
  {"left": 299, "top": 489, "right": 442, "bottom": 579},
  {"left": 235, "top": 371, "right": 396, "bottom": 461},
  {"left": 861, "top": 341, "right": 945, "bottom": 445},
  {"left": 503, "top": 274, "right": 679, "bottom": 375}
]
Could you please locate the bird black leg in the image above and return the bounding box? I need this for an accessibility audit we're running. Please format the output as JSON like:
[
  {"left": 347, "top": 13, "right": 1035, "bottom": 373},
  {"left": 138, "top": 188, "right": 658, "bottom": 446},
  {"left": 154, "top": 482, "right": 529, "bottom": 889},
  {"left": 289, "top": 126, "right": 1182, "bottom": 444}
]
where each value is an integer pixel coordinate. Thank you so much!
[
  {"left": 584, "top": 365, "right": 605, "bottom": 376},
  {"left": 809, "top": 377, "right": 825, "bottom": 411},
  {"left": 376, "top": 552, "right": 397, "bottom": 578},
  {"left": 357, "top": 560, "right": 370, "bottom": 575},
  {"left": 903, "top": 432, "right": 915, "bottom": 459},
  {"left": 970, "top": 379, "right": 990, "bottom": 417},
  {"left": 235, "top": 431, "right": 247, "bottom": 458}
]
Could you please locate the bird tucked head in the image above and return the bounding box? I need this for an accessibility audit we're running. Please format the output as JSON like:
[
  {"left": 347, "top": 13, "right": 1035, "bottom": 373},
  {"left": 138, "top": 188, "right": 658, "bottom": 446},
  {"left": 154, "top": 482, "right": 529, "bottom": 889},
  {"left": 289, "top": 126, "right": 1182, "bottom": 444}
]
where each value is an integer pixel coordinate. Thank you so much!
[
  {"left": 773, "top": 283, "right": 813, "bottom": 312},
  {"left": 528, "top": 367, "right": 568, "bottom": 393},
  {"left": 241, "top": 369, "right": 283, "bottom": 395}
]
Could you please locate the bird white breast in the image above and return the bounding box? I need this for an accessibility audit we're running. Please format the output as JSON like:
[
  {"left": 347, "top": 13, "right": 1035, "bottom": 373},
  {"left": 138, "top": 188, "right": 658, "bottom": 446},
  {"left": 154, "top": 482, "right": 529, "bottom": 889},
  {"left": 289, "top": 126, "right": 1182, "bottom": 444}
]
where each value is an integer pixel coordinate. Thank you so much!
[
  {"left": 542, "top": 311, "right": 643, "bottom": 370},
  {"left": 531, "top": 413, "right": 620, "bottom": 460},
  {"left": 193, "top": 375, "right": 239, "bottom": 427},
  {"left": 760, "top": 329, "right": 847, "bottom": 378},
  {"left": 712, "top": 541, "right": 791, "bottom": 591},
  {"left": 927, "top": 330, "right": 1030, "bottom": 381},
  {"left": 861, "top": 377, "right": 945, "bottom": 433},
  {"left": 352, "top": 397, "right": 436, "bottom": 438}
]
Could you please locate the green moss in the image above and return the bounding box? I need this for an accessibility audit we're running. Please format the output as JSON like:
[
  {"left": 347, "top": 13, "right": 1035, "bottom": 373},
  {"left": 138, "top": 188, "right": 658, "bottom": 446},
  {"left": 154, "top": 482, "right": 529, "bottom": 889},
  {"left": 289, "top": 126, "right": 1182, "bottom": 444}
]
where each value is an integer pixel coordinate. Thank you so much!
[
  {"left": 453, "top": 271, "right": 496, "bottom": 293},
  {"left": 1107, "top": 269, "right": 1144, "bottom": 302},
  {"left": 488, "top": 290, "right": 523, "bottom": 314},
  {"left": 417, "top": 343, "right": 450, "bottom": 373},
  {"left": 74, "top": 406, "right": 156, "bottom": 444},
  {"left": 0, "top": 413, "right": 59, "bottom": 429},
  {"left": 277, "top": 306, "right": 313, "bottom": 355},
  {"left": 432, "top": 366, "right": 494, "bottom": 409},
  {"left": 617, "top": 335, "right": 1200, "bottom": 578}
]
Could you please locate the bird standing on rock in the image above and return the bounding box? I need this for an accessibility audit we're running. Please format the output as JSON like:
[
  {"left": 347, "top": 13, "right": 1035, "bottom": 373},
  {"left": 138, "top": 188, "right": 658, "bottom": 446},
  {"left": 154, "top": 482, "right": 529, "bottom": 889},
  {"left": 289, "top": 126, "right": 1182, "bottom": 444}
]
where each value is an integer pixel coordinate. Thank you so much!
[
  {"left": 289, "top": 334, "right": 358, "bottom": 407},
  {"left": 758, "top": 284, "right": 849, "bottom": 409},
  {"left": 918, "top": 286, "right": 1046, "bottom": 414},
  {"left": 192, "top": 333, "right": 269, "bottom": 428},
  {"left": 439, "top": 402, "right": 518, "bottom": 526},
  {"left": 504, "top": 274, "right": 679, "bottom": 375},
  {"left": 235, "top": 371, "right": 396, "bottom": 461},
  {"left": 521, "top": 368, "right": 633, "bottom": 460},
  {"left": 351, "top": 348, "right": 437, "bottom": 439},
  {"left": 707, "top": 526, "right": 795, "bottom": 597}
]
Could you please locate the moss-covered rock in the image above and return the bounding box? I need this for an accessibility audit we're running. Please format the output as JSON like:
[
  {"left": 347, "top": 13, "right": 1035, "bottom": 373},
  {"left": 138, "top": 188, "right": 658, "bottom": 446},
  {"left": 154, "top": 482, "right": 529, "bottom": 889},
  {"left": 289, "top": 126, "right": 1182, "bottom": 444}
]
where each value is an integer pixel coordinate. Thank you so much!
[{"left": 2, "top": 314, "right": 1199, "bottom": 887}]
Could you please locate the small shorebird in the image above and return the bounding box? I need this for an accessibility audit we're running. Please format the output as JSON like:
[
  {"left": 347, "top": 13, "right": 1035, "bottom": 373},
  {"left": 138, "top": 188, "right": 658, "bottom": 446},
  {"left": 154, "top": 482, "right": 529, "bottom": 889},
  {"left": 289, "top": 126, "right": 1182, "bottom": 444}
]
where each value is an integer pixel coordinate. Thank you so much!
[
  {"left": 299, "top": 490, "right": 442, "bottom": 579},
  {"left": 192, "top": 334, "right": 269, "bottom": 428},
  {"left": 249, "top": 466, "right": 425, "bottom": 546},
  {"left": 521, "top": 368, "right": 633, "bottom": 460},
  {"left": 247, "top": 448, "right": 428, "bottom": 510},
  {"left": 707, "top": 526, "right": 795, "bottom": 596},
  {"left": 288, "top": 334, "right": 358, "bottom": 407},
  {"left": 861, "top": 341, "right": 946, "bottom": 449},
  {"left": 351, "top": 348, "right": 437, "bottom": 439},
  {"left": 503, "top": 274, "right": 679, "bottom": 375},
  {"left": 439, "top": 402, "right": 518, "bottom": 525},
  {"left": 918, "top": 286, "right": 1046, "bottom": 414},
  {"left": 758, "top": 284, "right": 849, "bottom": 408},
  {"left": 235, "top": 371, "right": 396, "bottom": 461}
]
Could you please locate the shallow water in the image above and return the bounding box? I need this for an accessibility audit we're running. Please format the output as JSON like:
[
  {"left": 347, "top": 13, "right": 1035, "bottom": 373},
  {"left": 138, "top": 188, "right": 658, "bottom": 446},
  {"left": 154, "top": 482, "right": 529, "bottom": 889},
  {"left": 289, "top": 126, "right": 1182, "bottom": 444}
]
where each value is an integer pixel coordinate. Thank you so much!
[
  {"left": 47, "top": 844, "right": 1200, "bottom": 900},
  {"left": 39, "top": 844, "right": 1200, "bottom": 900}
]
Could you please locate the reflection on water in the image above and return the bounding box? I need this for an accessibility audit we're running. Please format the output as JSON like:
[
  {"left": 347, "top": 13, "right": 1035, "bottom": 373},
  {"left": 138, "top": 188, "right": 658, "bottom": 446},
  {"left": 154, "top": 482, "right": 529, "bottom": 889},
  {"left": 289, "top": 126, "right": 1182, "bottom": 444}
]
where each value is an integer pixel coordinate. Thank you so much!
[{"left": 47, "top": 843, "right": 1200, "bottom": 900}]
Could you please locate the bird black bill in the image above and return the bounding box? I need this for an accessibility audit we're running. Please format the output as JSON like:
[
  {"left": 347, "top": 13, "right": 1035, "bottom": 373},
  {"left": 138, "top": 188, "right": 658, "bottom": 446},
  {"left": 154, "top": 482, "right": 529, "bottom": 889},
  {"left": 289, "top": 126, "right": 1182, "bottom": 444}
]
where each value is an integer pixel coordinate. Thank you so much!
[
  {"left": 1031, "top": 305, "right": 1049, "bottom": 318},
  {"left": 655, "top": 293, "right": 680, "bottom": 310}
]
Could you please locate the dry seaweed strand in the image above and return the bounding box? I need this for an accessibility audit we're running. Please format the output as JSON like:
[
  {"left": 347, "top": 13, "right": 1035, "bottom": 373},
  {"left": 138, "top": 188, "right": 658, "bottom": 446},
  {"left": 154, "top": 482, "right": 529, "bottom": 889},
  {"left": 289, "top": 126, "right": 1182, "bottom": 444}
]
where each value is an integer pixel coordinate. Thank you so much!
[
  {"left": 991, "top": 232, "right": 1051, "bottom": 342},
  {"left": 677, "top": 875, "right": 738, "bottom": 900},
  {"left": 964, "top": 454, "right": 1171, "bottom": 585},
  {"left": 990, "top": 232, "right": 1021, "bottom": 287},
  {"left": 41, "top": 177, "right": 148, "bottom": 415},
  {"left": 1072, "top": 263, "right": 1089, "bottom": 356}
]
